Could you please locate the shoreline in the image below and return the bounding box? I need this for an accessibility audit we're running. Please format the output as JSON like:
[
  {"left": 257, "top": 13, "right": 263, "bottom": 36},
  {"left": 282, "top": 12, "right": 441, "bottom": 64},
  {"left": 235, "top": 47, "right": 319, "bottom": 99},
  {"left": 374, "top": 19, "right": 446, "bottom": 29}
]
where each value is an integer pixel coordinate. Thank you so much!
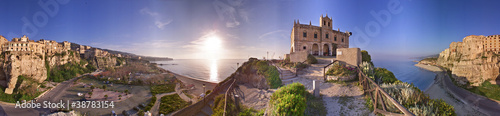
[
  {"left": 414, "top": 63, "right": 440, "bottom": 92},
  {"left": 160, "top": 67, "right": 218, "bottom": 96}
]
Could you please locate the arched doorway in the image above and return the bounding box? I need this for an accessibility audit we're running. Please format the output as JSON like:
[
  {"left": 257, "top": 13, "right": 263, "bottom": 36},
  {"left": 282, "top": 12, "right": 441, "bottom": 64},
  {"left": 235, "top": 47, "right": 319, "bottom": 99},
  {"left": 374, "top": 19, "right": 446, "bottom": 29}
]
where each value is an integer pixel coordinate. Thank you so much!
[
  {"left": 331, "top": 43, "right": 337, "bottom": 56},
  {"left": 312, "top": 44, "right": 319, "bottom": 55},
  {"left": 323, "top": 44, "right": 329, "bottom": 56}
]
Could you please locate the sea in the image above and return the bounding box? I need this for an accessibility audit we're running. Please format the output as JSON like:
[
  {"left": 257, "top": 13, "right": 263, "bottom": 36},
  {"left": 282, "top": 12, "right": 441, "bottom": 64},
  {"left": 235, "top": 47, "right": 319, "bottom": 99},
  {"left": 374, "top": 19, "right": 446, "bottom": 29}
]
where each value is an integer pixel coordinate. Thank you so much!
[
  {"left": 153, "top": 59, "right": 248, "bottom": 83},
  {"left": 373, "top": 59, "right": 436, "bottom": 90},
  {"left": 154, "top": 59, "right": 436, "bottom": 90}
]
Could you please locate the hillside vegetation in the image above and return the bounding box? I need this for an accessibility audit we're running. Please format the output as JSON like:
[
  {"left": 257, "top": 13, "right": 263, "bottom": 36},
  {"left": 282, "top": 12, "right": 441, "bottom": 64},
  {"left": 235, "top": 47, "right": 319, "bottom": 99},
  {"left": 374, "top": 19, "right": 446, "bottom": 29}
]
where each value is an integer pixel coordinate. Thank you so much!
[{"left": 361, "top": 50, "right": 455, "bottom": 115}]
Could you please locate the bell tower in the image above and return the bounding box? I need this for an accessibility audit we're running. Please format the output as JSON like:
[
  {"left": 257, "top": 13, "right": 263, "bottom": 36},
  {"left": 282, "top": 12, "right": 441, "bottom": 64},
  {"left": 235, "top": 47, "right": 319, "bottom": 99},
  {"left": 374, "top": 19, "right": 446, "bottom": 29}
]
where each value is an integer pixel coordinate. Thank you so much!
[{"left": 319, "top": 14, "right": 332, "bottom": 29}]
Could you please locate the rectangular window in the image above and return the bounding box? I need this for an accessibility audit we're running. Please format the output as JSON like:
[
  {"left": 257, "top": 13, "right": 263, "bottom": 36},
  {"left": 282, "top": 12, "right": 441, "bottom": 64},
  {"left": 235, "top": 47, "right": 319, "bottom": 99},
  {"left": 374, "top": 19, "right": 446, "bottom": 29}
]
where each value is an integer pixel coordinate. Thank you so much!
[
  {"left": 342, "top": 38, "right": 344, "bottom": 42},
  {"left": 326, "top": 34, "right": 329, "bottom": 38},
  {"left": 314, "top": 34, "right": 317, "bottom": 38},
  {"left": 334, "top": 37, "right": 337, "bottom": 41},
  {"left": 303, "top": 32, "right": 307, "bottom": 37}
]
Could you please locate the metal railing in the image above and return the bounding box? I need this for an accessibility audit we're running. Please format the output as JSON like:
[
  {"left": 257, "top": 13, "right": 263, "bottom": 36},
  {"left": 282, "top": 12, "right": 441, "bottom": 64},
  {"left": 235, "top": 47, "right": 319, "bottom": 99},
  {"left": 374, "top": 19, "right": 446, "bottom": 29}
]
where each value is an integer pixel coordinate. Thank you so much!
[
  {"left": 357, "top": 68, "right": 414, "bottom": 116},
  {"left": 223, "top": 79, "right": 237, "bottom": 116}
]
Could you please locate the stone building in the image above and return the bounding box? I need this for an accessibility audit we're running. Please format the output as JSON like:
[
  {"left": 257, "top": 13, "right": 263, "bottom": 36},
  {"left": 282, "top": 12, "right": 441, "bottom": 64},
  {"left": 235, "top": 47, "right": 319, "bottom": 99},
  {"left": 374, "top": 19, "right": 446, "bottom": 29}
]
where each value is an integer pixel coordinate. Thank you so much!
[
  {"left": 2, "top": 36, "right": 44, "bottom": 55},
  {"left": 290, "top": 14, "right": 352, "bottom": 56},
  {"left": 484, "top": 35, "right": 500, "bottom": 52}
]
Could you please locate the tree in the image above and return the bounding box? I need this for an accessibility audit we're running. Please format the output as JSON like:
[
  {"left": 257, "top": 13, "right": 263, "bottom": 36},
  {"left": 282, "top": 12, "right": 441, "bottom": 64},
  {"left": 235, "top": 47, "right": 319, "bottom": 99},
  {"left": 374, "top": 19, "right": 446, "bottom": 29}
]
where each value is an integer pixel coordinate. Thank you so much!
[
  {"left": 102, "top": 85, "right": 107, "bottom": 90},
  {"left": 124, "top": 90, "right": 129, "bottom": 95},
  {"left": 361, "top": 50, "right": 373, "bottom": 65},
  {"left": 104, "top": 95, "right": 108, "bottom": 100},
  {"left": 88, "top": 92, "right": 93, "bottom": 98}
]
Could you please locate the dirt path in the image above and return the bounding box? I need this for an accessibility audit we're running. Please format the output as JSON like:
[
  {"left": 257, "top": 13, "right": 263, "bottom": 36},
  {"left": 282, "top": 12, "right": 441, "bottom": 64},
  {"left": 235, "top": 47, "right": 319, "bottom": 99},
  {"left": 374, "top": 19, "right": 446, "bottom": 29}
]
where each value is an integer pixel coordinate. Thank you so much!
[{"left": 280, "top": 58, "right": 372, "bottom": 116}]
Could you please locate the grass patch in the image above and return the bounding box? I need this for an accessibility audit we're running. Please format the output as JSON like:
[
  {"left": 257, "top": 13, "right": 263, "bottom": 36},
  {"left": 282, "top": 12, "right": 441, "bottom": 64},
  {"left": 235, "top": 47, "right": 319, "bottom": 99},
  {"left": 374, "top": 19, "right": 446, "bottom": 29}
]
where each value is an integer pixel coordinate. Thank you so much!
[
  {"left": 159, "top": 94, "right": 190, "bottom": 114},
  {"left": 151, "top": 84, "right": 175, "bottom": 95}
]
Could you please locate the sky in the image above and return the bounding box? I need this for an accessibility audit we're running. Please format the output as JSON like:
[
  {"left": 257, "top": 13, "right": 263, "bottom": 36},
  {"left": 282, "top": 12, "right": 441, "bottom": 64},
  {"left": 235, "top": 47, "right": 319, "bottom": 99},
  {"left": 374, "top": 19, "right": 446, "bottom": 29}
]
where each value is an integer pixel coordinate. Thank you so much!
[{"left": 0, "top": 0, "right": 499, "bottom": 60}]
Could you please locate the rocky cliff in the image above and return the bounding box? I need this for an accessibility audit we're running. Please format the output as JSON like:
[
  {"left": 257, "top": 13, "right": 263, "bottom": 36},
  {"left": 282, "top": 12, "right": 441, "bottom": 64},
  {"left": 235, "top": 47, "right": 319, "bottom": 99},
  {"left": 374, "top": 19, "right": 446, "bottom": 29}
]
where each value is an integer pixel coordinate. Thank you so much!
[
  {"left": 431, "top": 35, "right": 500, "bottom": 86},
  {"left": 232, "top": 58, "right": 270, "bottom": 89},
  {"left": 1, "top": 52, "right": 47, "bottom": 94}
]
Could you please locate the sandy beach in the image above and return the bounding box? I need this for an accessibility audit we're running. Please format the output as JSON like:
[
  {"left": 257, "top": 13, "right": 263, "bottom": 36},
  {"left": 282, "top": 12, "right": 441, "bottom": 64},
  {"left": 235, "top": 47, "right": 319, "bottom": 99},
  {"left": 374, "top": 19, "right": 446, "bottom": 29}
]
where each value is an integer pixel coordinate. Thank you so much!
[
  {"left": 165, "top": 70, "right": 218, "bottom": 96},
  {"left": 414, "top": 63, "right": 486, "bottom": 115}
]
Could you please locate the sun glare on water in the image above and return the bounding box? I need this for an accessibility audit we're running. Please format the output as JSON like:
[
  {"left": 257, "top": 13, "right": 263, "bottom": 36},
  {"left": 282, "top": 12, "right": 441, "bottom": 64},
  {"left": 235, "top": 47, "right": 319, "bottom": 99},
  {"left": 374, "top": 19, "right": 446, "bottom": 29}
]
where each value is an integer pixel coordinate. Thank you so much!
[{"left": 203, "top": 33, "right": 222, "bottom": 82}]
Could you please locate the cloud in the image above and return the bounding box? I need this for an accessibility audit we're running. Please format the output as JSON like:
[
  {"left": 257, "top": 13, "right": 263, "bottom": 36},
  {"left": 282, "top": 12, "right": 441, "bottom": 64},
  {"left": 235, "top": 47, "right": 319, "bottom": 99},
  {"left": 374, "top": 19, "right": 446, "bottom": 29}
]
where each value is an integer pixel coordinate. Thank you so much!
[
  {"left": 140, "top": 7, "right": 172, "bottom": 29},
  {"left": 258, "top": 30, "right": 286, "bottom": 39}
]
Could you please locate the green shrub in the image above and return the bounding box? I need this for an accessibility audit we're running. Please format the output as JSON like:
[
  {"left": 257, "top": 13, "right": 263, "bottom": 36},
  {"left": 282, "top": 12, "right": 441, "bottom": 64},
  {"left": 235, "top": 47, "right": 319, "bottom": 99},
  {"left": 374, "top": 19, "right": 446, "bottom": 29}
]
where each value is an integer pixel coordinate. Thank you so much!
[
  {"left": 361, "top": 50, "right": 373, "bottom": 65},
  {"left": 254, "top": 60, "right": 282, "bottom": 89},
  {"left": 212, "top": 94, "right": 238, "bottom": 116},
  {"left": 306, "top": 54, "right": 318, "bottom": 64},
  {"left": 270, "top": 83, "right": 306, "bottom": 116},
  {"left": 151, "top": 84, "right": 175, "bottom": 95},
  {"left": 159, "top": 94, "right": 190, "bottom": 114},
  {"left": 293, "top": 62, "right": 307, "bottom": 69},
  {"left": 374, "top": 68, "right": 398, "bottom": 84}
]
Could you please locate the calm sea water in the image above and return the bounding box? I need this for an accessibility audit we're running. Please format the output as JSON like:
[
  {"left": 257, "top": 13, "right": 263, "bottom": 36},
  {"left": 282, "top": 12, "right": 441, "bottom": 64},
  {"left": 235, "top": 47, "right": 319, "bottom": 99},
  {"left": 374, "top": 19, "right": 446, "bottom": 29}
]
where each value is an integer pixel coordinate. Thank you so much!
[
  {"left": 373, "top": 59, "right": 436, "bottom": 90},
  {"left": 153, "top": 59, "right": 247, "bottom": 83}
]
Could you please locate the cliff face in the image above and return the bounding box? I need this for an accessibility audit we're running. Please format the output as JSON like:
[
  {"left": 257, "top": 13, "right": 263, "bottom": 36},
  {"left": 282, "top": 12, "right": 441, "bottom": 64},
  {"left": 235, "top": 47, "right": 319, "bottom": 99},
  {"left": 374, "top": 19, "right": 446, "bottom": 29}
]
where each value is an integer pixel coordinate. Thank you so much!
[
  {"left": 0, "top": 51, "right": 83, "bottom": 94},
  {"left": 435, "top": 35, "right": 500, "bottom": 86},
  {"left": 1, "top": 52, "right": 47, "bottom": 94}
]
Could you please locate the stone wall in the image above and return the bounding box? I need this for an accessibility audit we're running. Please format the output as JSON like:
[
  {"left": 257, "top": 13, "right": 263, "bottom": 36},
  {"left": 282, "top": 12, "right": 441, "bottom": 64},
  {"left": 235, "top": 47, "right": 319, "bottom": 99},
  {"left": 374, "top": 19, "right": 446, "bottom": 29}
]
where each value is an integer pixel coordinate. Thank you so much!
[
  {"left": 290, "top": 50, "right": 308, "bottom": 62},
  {"left": 336, "top": 48, "right": 361, "bottom": 67}
]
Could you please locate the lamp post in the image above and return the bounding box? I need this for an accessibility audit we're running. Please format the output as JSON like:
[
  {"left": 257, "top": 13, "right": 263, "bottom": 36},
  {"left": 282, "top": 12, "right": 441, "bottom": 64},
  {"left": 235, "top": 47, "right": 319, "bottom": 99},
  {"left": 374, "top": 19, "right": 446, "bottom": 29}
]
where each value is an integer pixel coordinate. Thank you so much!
[
  {"left": 203, "top": 84, "right": 206, "bottom": 95},
  {"left": 203, "top": 84, "right": 206, "bottom": 103}
]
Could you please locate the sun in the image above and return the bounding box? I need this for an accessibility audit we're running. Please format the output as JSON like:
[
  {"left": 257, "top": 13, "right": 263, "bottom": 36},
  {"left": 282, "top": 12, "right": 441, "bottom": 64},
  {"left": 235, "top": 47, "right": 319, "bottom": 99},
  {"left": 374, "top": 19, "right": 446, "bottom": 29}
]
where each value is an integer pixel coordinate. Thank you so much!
[{"left": 203, "top": 34, "right": 222, "bottom": 59}]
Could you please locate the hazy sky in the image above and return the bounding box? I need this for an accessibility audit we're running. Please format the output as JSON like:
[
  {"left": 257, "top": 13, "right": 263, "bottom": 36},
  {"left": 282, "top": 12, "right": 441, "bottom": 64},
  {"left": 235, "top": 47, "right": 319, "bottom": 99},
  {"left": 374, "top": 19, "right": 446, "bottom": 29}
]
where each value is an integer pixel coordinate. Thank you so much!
[{"left": 1, "top": 0, "right": 499, "bottom": 60}]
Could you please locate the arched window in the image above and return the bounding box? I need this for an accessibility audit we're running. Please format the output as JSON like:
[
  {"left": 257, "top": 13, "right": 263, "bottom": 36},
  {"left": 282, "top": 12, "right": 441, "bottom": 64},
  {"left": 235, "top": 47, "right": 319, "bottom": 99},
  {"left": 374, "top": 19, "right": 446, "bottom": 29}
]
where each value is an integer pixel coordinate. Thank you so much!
[
  {"left": 334, "top": 36, "right": 337, "bottom": 41},
  {"left": 303, "top": 46, "right": 306, "bottom": 50},
  {"left": 328, "top": 22, "right": 330, "bottom": 27},
  {"left": 342, "top": 38, "right": 344, "bottom": 42},
  {"left": 314, "top": 32, "right": 318, "bottom": 38},
  {"left": 303, "top": 31, "right": 307, "bottom": 37}
]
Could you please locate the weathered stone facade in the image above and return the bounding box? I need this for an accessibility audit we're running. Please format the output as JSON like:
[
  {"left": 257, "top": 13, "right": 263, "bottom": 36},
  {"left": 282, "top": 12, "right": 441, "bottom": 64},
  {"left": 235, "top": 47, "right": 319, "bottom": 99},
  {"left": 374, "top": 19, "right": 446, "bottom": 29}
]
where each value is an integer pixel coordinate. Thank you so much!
[
  {"left": 290, "top": 14, "right": 351, "bottom": 56},
  {"left": 436, "top": 35, "right": 500, "bottom": 86}
]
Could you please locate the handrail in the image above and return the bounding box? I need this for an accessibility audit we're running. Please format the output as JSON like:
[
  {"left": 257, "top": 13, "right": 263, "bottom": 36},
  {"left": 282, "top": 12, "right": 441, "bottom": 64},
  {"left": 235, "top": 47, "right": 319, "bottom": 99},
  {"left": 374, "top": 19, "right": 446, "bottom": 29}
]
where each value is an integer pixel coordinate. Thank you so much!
[
  {"left": 323, "top": 60, "right": 338, "bottom": 81},
  {"left": 270, "top": 61, "right": 283, "bottom": 78},
  {"left": 223, "top": 79, "right": 237, "bottom": 116},
  {"left": 357, "top": 68, "right": 414, "bottom": 116}
]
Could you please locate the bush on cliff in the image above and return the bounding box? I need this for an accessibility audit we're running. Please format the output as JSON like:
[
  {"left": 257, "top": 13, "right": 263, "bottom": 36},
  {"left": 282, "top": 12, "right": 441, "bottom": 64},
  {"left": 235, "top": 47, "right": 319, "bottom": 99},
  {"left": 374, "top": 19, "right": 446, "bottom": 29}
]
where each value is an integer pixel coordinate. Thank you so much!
[
  {"left": 374, "top": 68, "right": 398, "bottom": 84},
  {"left": 361, "top": 50, "right": 373, "bottom": 65},
  {"left": 269, "top": 82, "right": 306, "bottom": 116},
  {"left": 306, "top": 54, "right": 318, "bottom": 64}
]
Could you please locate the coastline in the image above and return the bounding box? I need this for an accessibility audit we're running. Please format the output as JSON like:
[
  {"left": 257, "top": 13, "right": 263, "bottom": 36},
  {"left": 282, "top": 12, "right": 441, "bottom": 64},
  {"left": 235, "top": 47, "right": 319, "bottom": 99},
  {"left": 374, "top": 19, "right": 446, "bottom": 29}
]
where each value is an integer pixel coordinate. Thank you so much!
[
  {"left": 414, "top": 63, "right": 486, "bottom": 115},
  {"left": 158, "top": 67, "right": 218, "bottom": 96}
]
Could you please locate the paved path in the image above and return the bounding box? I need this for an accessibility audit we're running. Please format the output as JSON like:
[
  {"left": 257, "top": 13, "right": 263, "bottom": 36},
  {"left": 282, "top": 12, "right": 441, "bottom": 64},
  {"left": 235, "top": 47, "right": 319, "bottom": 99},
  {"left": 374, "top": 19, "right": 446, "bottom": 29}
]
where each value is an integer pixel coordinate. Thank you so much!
[{"left": 435, "top": 67, "right": 500, "bottom": 116}]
